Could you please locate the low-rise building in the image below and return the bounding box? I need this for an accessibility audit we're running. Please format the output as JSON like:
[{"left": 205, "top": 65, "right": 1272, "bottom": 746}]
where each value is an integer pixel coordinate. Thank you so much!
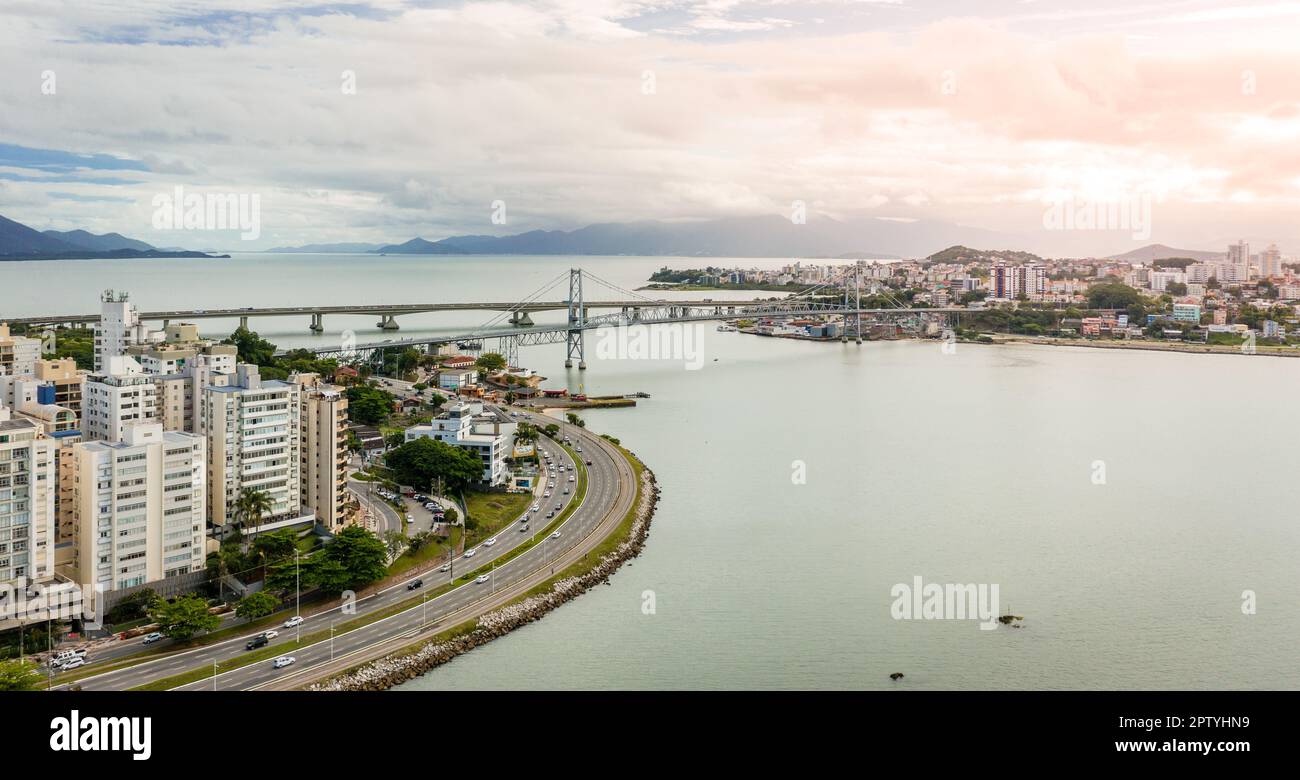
[{"left": 403, "top": 401, "right": 515, "bottom": 486}]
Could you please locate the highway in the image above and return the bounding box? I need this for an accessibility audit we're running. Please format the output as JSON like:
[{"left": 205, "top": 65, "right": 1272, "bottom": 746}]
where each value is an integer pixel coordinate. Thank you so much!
[{"left": 59, "top": 413, "right": 635, "bottom": 691}]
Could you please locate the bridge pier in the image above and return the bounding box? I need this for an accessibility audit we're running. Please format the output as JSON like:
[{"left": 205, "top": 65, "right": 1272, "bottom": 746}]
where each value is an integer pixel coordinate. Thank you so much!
[
  {"left": 309, "top": 313, "right": 324, "bottom": 333},
  {"left": 239, "top": 316, "right": 249, "bottom": 330},
  {"left": 510, "top": 310, "right": 534, "bottom": 327},
  {"left": 376, "top": 314, "right": 400, "bottom": 331}
]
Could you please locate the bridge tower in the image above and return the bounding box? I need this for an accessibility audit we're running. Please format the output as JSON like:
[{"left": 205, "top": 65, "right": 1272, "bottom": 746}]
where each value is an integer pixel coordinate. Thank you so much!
[
  {"left": 565, "top": 268, "right": 586, "bottom": 369},
  {"left": 842, "top": 262, "right": 862, "bottom": 344}
]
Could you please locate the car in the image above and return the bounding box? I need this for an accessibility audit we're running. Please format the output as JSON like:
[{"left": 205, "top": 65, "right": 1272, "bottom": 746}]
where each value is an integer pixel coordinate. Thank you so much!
[
  {"left": 142, "top": 632, "right": 164, "bottom": 644},
  {"left": 569, "top": 475, "right": 575, "bottom": 482},
  {"left": 544, "top": 491, "right": 551, "bottom": 498},
  {"left": 262, "top": 630, "right": 279, "bottom": 640},
  {"left": 424, "top": 502, "right": 438, "bottom": 510},
  {"left": 559, "top": 466, "right": 566, "bottom": 472},
  {"left": 246, "top": 635, "right": 270, "bottom": 651},
  {"left": 485, "top": 537, "right": 497, "bottom": 547},
  {"left": 407, "top": 578, "right": 424, "bottom": 590},
  {"left": 464, "top": 548, "right": 476, "bottom": 558},
  {"left": 520, "top": 524, "right": 529, "bottom": 532},
  {"left": 576, "top": 447, "right": 583, "bottom": 453},
  {"left": 563, "top": 487, "right": 570, "bottom": 494},
  {"left": 555, "top": 502, "right": 562, "bottom": 510},
  {"left": 59, "top": 657, "right": 85, "bottom": 670},
  {"left": 546, "top": 511, "right": 554, "bottom": 518},
  {"left": 531, "top": 504, "right": 540, "bottom": 512},
  {"left": 548, "top": 482, "right": 556, "bottom": 489},
  {"left": 585, "top": 460, "right": 592, "bottom": 466},
  {"left": 284, "top": 615, "right": 304, "bottom": 629},
  {"left": 405, "top": 513, "right": 413, "bottom": 522},
  {"left": 550, "top": 531, "right": 561, "bottom": 539},
  {"left": 438, "top": 563, "right": 450, "bottom": 572},
  {"left": 272, "top": 656, "right": 296, "bottom": 669},
  {"left": 475, "top": 575, "right": 490, "bottom": 584}
]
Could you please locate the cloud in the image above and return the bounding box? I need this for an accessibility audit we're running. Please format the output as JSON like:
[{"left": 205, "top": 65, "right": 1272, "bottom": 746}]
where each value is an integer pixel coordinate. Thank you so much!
[{"left": 0, "top": 1, "right": 1298, "bottom": 249}]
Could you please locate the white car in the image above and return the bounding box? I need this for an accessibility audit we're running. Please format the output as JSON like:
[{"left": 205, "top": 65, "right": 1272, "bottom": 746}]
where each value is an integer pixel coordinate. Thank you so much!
[
  {"left": 569, "top": 475, "right": 575, "bottom": 482},
  {"left": 544, "top": 491, "right": 551, "bottom": 498},
  {"left": 59, "top": 657, "right": 86, "bottom": 671},
  {"left": 485, "top": 537, "right": 497, "bottom": 547},
  {"left": 262, "top": 630, "right": 279, "bottom": 640},
  {"left": 532, "top": 504, "right": 540, "bottom": 512},
  {"left": 405, "top": 513, "right": 413, "bottom": 522},
  {"left": 284, "top": 615, "right": 304, "bottom": 628},
  {"left": 475, "top": 575, "right": 490, "bottom": 584},
  {"left": 273, "top": 656, "right": 296, "bottom": 669},
  {"left": 464, "top": 548, "right": 476, "bottom": 558},
  {"left": 550, "top": 531, "right": 561, "bottom": 539}
]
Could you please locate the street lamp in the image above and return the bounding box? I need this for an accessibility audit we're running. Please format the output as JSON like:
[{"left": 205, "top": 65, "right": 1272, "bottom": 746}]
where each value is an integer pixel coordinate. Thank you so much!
[
  {"left": 213, "top": 661, "right": 218, "bottom": 691},
  {"left": 330, "top": 622, "right": 335, "bottom": 661},
  {"left": 295, "top": 549, "right": 301, "bottom": 643}
]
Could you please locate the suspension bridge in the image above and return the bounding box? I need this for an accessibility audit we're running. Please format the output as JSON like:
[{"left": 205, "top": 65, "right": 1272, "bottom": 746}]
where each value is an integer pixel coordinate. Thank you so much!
[{"left": 272, "top": 268, "right": 962, "bottom": 370}]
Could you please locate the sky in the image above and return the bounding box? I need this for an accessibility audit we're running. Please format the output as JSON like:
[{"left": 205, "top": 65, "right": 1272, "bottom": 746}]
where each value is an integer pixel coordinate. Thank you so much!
[{"left": 2, "top": 0, "right": 1300, "bottom": 254}]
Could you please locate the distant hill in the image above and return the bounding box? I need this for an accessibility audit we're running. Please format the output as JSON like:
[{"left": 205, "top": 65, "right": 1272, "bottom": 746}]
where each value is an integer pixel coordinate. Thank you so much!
[
  {"left": 265, "top": 242, "right": 386, "bottom": 253},
  {"left": 924, "top": 245, "right": 1044, "bottom": 265},
  {"left": 0, "top": 214, "right": 77, "bottom": 256},
  {"left": 1105, "top": 244, "right": 1225, "bottom": 263},
  {"left": 0, "top": 213, "right": 224, "bottom": 261},
  {"left": 372, "top": 215, "right": 1010, "bottom": 258},
  {"left": 42, "top": 229, "right": 154, "bottom": 253}
]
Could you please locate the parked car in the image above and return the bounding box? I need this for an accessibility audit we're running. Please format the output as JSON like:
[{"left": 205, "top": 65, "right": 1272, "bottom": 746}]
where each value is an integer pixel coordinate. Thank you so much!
[
  {"left": 272, "top": 656, "right": 296, "bottom": 669},
  {"left": 407, "top": 578, "right": 424, "bottom": 590},
  {"left": 142, "top": 632, "right": 164, "bottom": 644},
  {"left": 284, "top": 615, "right": 304, "bottom": 629}
]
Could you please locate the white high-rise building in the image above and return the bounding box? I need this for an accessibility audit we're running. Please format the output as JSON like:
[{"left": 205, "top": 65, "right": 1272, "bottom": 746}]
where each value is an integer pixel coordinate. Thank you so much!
[
  {"left": 0, "top": 406, "right": 57, "bottom": 593},
  {"left": 70, "top": 421, "right": 206, "bottom": 591},
  {"left": 203, "top": 364, "right": 304, "bottom": 533},
  {"left": 93, "top": 290, "right": 150, "bottom": 373},
  {"left": 84, "top": 356, "right": 157, "bottom": 442}
]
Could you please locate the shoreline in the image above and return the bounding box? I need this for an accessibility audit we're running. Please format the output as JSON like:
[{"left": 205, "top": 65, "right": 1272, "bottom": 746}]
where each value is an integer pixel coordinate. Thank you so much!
[
  {"left": 308, "top": 453, "right": 659, "bottom": 691},
  {"left": 976, "top": 334, "right": 1300, "bottom": 358}
]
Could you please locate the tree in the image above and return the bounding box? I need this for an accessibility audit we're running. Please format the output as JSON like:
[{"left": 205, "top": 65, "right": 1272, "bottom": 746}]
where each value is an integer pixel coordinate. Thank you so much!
[
  {"left": 0, "top": 658, "right": 43, "bottom": 691},
  {"left": 385, "top": 437, "right": 483, "bottom": 493},
  {"left": 515, "top": 422, "right": 539, "bottom": 444},
  {"left": 383, "top": 530, "right": 408, "bottom": 560},
  {"left": 565, "top": 413, "right": 586, "bottom": 428},
  {"left": 475, "top": 352, "right": 507, "bottom": 373},
  {"left": 346, "top": 383, "right": 395, "bottom": 426},
  {"left": 234, "top": 489, "right": 274, "bottom": 537},
  {"left": 251, "top": 529, "right": 297, "bottom": 565},
  {"left": 321, "top": 526, "right": 388, "bottom": 591},
  {"left": 1086, "top": 283, "right": 1145, "bottom": 310},
  {"left": 150, "top": 594, "right": 221, "bottom": 641},
  {"left": 106, "top": 588, "right": 157, "bottom": 625},
  {"left": 385, "top": 431, "right": 407, "bottom": 450},
  {"left": 234, "top": 591, "right": 279, "bottom": 622},
  {"left": 543, "top": 423, "right": 560, "bottom": 439},
  {"left": 223, "top": 327, "right": 278, "bottom": 366}
]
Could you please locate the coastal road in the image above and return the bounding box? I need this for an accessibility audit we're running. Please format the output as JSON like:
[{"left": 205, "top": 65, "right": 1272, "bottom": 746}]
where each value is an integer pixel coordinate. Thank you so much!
[{"left": 59, "top": 416, "right": 633, "bottom": 691}]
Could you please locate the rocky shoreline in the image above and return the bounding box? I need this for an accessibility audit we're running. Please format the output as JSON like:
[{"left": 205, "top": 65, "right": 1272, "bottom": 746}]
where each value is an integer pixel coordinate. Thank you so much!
[{"left": 309, "top": 462, "right": 659, "bottom": 691}]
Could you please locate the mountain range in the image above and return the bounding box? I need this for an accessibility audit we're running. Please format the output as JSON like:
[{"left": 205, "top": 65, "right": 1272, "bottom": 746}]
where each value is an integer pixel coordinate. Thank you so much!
[{"left": 0, "top": 214, "right": 222, "bottom": 260}]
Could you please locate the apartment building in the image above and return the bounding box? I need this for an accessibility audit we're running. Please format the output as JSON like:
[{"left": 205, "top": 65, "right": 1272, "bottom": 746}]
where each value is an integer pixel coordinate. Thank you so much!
[
  {"left": 93, "top": 290, "right": 151, "bottom": 373},
  {"left": 84, "top": 356, "right": 157, "bottom": 442},
  {"left": 70, "top": 421, "right": 206, "bottom": 591},
  {"left": 404, "top": 401, "right": 516, "bottom": 486},
  {"left": 127, "top": 322, "right": 237, "bottom": 375},
  {"left": 0, "top": 406, "right": 57, "bottom": 593},
  {"left": 203, "top": 364, "right": 305, "bottom": 533},
  {"left": 294, "top": 373, "right": 350, "bottom": 529},
  {"left": 153, "top": 352, "right": 229, "bottom": 434},
  {"left": 35, "top": 358, "right": 85, "bottom": 420},
  {"left": 989, "top": 264, "right": 1047, "bottom": 301},
  {"left": 0, "top": 323, "right": 41, "bottom": 377}
]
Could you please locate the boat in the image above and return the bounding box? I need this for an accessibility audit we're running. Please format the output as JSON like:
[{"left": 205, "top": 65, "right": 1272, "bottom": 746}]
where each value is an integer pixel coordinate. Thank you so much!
[{"left": 716, "top": 324, "right": 737, "bottom": 332}]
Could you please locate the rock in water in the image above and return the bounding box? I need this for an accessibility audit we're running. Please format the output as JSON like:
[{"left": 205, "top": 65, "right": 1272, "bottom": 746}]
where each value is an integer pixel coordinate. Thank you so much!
[{"left": 890, "top": 672, "right": 904, "bottom": 681}]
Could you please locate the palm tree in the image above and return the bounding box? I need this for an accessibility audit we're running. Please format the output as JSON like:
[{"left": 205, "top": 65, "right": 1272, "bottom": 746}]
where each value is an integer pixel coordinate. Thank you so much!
[{"left": 233, "top": 489, "right": 274, "bottom": 538}]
